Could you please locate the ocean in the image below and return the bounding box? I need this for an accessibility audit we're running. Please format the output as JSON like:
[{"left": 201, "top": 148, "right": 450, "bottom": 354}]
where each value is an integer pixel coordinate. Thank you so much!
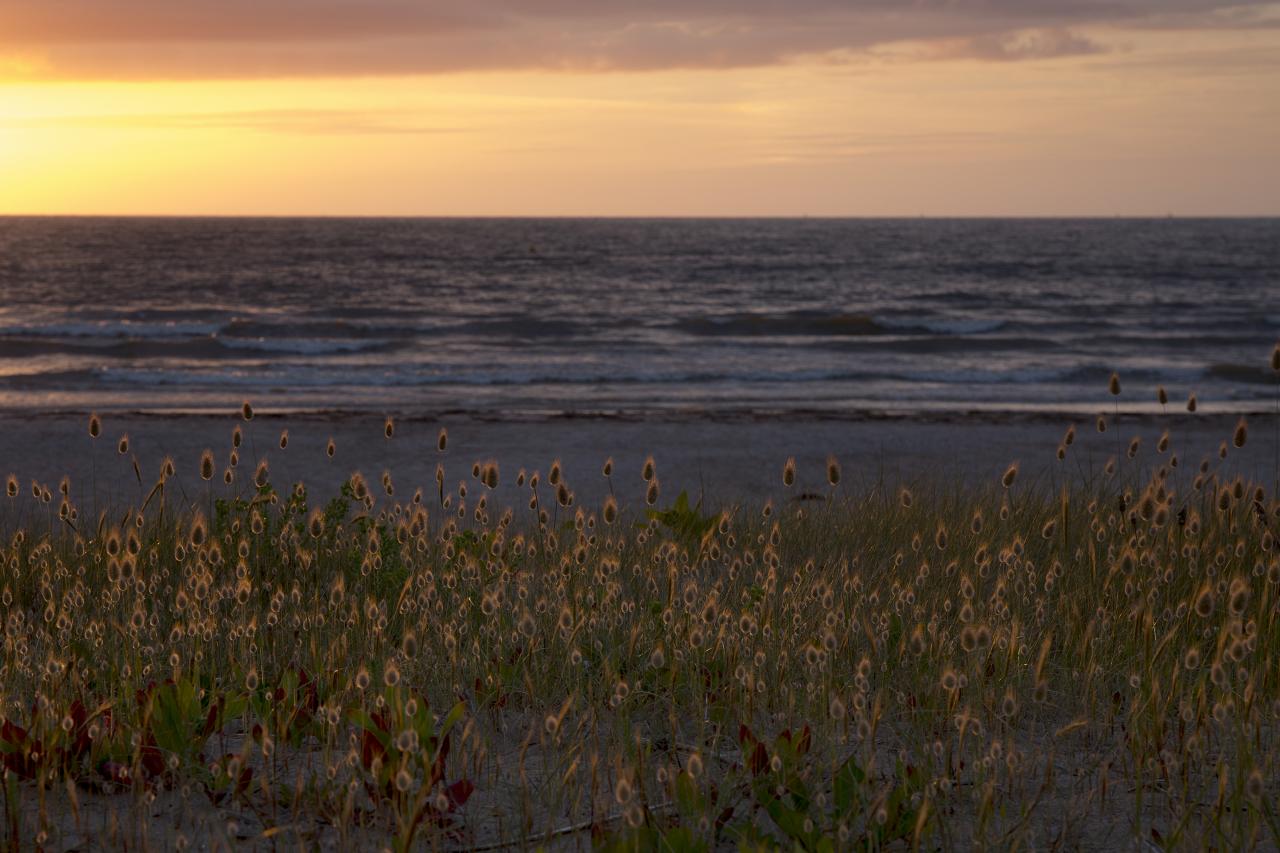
[{"left": 0, "top": 217, "right": 1276, "bottom": 418}]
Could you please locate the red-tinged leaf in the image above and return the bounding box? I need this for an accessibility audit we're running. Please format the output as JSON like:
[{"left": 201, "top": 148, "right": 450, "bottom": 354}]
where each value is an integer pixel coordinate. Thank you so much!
[
  {"left": 1, "top": 752, "right": 34, "bottom": 780},
  {"left": 361, "top": 730, "right": 386, "bottom": 770},
  {"left": 0, "top": 719, "right": 29, "bottom": 747},
  {"left": 136, "top": 681, "right": 158, "bottom": 707},
  {"left": 202, "top": 699, "right": 222, "bottom": 738},
  {"left": 140, "top": 743, "right": 165, "bottom": 778},
  {"left": 715, "top": 805, "right": 735, "bottom": 833},
  {"left": 738, "top": 723, "right": 756, "bottom": 747},
  {"left": 795, "top": 725, "right": 812, "bottom": 756},
  {"left": 234, "top": 765, "right": 253, "bottom": 795},
  {"left": 748, "top": 741, "right": 768, "bottom": 776},
  {"left": 446, "top": 777, "right": 474, "bottom": 809},
  {"left": 99, "top": 760, "right": 132, "bottom": 786}
]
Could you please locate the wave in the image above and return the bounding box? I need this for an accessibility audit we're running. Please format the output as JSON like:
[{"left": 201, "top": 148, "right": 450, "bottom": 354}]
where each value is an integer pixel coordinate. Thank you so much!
[
  {"left": 676, "top": 311, "right": 1006, "bottom": 338},
  {"left": 0, "top": 336, "right": 400, "bottom": 360},
  {"left": 0, "top": 314, "right": 604, "bottom": 348},
  {"left": 873, "top": 316, "right": 1007, "bottom": 335},
  {"left": 450, "top": 317, "right": 592, "bottom": 339},
  {"left": 219, "top": 318, "right": 423, "bottom": 340},
  {"left": 0, "top": 319, "right": 225, "bottom": 339},
  {"left": 214, "top": 337, "right": 400, "bottom": 355},
  {"left": 0, "top": 360, "right": 1213, "bottom": 392}
]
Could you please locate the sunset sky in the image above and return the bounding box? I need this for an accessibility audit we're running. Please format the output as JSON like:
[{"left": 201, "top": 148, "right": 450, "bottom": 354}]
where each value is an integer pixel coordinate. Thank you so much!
[{"left": 2, "top": 1, "right": 1278, "bottom": 216}]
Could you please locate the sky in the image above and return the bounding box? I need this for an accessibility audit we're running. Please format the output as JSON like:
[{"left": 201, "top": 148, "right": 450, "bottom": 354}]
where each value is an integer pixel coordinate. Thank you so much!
[{"left": 1, "top": 0, "right": 1278, "bottom": 216}]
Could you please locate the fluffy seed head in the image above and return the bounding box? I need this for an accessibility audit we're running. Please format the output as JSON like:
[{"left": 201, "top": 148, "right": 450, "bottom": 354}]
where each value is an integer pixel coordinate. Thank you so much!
[
  {"left": 384, "top": 417, "right": 394, "bottom": 439},
  {"left": 1186, "top": 393, "right": 1197, "bottom": 413},
  {"left": 1108, "top": 372, "right": 1121, "bottom": 396},
  {"left": 1228, "top": 577, "right": 1249, "bottom": 617},
  {"left": 1233, "top": 418, "right": 1248, "bottom": 449},
  {"left": 1194, "top": 585, "right": 1214, "bottom": 618},
  {"left": 190, "top": 513, "right": 207, "bottom": 547},
  {"left": 1247, "top": 768, "right": 1264, "bottom": 801},
  {"left": 88, "top": 413, "right": 101, "bottom": 439},
  {"left": 1001, "top": 463, "right": 1019, "bottom": 489}
]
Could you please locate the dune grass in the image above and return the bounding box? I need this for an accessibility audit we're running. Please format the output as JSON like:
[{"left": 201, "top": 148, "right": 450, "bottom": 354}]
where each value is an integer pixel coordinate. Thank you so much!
[{"left": 0, "top": 395, "right": 1278, "bottom": 851}]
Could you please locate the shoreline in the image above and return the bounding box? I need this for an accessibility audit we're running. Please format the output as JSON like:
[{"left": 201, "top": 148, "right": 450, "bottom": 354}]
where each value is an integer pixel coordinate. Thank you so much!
[{"left": 2, "top": 403, "right": 1275, "bottom": 425}]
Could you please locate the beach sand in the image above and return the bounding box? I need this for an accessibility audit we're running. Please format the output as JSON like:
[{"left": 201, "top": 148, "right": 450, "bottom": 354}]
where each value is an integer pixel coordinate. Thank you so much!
[{"left": 3, "top": 410, "right": 1273, "bottom": 516}]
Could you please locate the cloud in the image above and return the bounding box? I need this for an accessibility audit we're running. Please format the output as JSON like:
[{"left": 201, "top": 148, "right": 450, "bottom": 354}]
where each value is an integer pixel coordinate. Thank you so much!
[
  {"left": 0, "top": 108, "right": 470, "bottom": 135},
  {"left": 925, "top": 27, "right": 1109, "bottom": 62},
  {"left": 0, "top": 0, "right": 1276, "bottom": 79}
]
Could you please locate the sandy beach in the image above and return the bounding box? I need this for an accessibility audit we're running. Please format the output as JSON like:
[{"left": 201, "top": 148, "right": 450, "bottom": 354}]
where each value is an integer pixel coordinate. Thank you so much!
[{"left": 5, "top": 409, "right": 1273, "bottom": 515}]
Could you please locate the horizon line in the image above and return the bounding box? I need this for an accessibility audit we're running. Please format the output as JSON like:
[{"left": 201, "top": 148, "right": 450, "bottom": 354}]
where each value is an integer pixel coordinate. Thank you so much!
[{"left": 3, "top": 213, "right": 1278, "bottom": 221}]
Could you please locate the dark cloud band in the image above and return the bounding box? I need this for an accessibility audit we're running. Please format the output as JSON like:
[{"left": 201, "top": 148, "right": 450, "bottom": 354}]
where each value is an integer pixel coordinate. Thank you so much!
[{"left": 1, "top": 0, "right": 1274, "bottom": 78}]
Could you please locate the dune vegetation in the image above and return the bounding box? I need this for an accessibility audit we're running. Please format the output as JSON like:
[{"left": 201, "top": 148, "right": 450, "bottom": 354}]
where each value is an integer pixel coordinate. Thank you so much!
[{"left": 1, "top": 357, "right": 1279, "bottom": 851}]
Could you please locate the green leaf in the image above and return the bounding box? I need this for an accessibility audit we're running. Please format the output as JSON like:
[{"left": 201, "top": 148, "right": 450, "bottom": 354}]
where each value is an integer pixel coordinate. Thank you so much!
[
  {"left": 675, "top": 770, "right": 703, "bottom": 815},
  {"left": 833, "top": 755, "right": 865, "bottom": 816},
  {"left": 439, "top": 701, "right": 466, "bottom": 738}
]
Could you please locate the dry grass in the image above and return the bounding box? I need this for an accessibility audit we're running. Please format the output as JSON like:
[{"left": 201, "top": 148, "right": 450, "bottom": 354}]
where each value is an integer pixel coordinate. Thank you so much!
[{"left": 1, "top": 377, "right": 1279, "bottom": 851}]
